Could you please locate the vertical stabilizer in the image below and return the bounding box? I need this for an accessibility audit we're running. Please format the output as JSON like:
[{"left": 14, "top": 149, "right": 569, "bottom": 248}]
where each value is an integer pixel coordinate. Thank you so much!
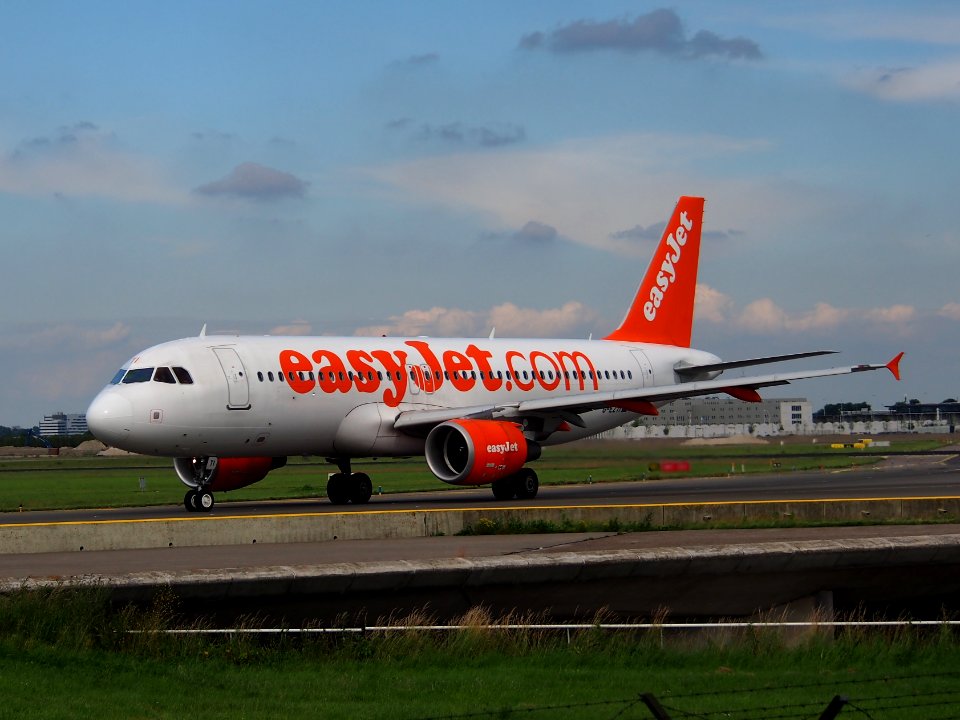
[{"left": 604, "top": 196, "right": 705, "bottom": 347}]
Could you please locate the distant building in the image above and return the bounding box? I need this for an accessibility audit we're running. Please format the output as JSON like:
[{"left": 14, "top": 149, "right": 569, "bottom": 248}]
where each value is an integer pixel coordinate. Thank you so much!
[
  {"left": 643, "top": 396, "right": 813, "bottom": 430},
  {"left": 38, "top": 412, "right": 88, "bottom": 437}
]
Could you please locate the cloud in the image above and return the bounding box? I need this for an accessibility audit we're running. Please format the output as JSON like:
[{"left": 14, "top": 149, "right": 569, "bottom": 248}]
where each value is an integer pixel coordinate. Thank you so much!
[
  {"left": 353, "top": 301, "right": 598, "bottom": 339},
  {"left": 0, "top": 123, "right": 183, "bottom": 203},
  {"left": 695, "top": 284, "right": 735, "bottom": 323},
  {"left": 191, "top": 130, "right": 234, "bottom": 143},
  {"left": 0, "top": 322, "right": 131, "bottom": 352},
  {"left": 939, "top": 303, "right": 960, "bottom": 321},
  {"left": 415, "top": 122, "right": 526, "bottom": 148},
  {"left": 695, "top": 285, "right": 916, "bottom": 334},
  {"left": 194, "top": 162, "right": 308, "bottom": 200},
  {"left": 513, "top": 221, "right": 557, "bottom": 244},
  {"left": 850, "top": 60, "right": 960, "bottom": 102},
  {"left": 519, "top": 9, "right": 762, "bottom": 60},
  {"left": 392, "top": 52, "right": 439, "bottom": 68},
  {"left": 269, "top": 320, "right": 314, "bottom": 336},
  {"left": 369, "top": 131, "right": 772, "bottom": 257},
  {"left": 610, "top": 222, "right": 667, "bottom": 242}
]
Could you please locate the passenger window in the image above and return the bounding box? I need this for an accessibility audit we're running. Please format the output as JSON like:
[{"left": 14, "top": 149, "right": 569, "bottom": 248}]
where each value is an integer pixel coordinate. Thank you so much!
[
  {"left": 122, "top": 368, "right": 154, "bottom": 383},
  {"left": 268, "top": 372, "right": 274, "bottom": 382},
  {"left": 257, "top": 372, "right": 264, "bottom": 382},
  {"left": 153, "top": 367, "right": 176, "bottom": 384},
  {"left": 279, "top": 372, "right": 285, "bottom": 383}
]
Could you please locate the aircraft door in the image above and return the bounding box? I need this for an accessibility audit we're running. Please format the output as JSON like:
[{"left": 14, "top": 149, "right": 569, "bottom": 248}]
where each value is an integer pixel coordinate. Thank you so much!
[
  {"left": 630, "top": 350, "right": 655, "bottom": 388},
  {"left": 213, "top": 347, "right": 251, "bottom": 409}
]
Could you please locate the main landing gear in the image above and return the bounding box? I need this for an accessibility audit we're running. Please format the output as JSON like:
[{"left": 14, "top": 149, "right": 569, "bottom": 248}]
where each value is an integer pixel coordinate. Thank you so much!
[
  {"left": 491, "top": 468, "right": 539, "bottom": 501},
  {"left": 325, "top": 458, "right": 373, "bottom": 505}
]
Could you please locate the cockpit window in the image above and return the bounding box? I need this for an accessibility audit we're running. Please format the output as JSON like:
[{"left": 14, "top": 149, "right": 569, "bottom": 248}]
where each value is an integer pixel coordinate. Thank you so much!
[
  {"left": 122, "top": 368, "right": 154, "bottom": 384},
  {"left": 153, "top": 367, "right": 177, "bottom": 384},
  {"left": 172, "top": 367, "right": 193, "bottom": 384},
  {"left": 109, "top": 369, "right": 126, "bottom": 385}
]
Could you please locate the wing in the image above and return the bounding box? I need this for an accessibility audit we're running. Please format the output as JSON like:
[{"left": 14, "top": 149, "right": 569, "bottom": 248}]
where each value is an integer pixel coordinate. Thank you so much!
[{"left": 393, "top": 352, "right": 904, "bottom": 432}]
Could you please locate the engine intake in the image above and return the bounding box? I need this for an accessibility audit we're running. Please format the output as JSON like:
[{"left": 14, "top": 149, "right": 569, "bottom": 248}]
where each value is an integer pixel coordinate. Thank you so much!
[{"left": 425, "top": 419, "right": 540, "bottom": 486}]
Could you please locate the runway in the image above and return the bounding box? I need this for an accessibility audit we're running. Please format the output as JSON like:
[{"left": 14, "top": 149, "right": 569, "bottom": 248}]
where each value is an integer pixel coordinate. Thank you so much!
[{"left": 2, "top": 450, "right": 957, "bottom": 526}]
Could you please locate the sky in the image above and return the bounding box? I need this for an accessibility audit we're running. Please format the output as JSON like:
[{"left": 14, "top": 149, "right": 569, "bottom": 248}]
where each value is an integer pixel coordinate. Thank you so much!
[{"left": 1, "top": 1, "right": 959, "bottom": 427}]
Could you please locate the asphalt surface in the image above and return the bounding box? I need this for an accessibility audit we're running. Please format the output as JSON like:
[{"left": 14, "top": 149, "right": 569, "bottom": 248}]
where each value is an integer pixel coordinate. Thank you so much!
[{"left": 2, "top": 450, "right": 957, "bottom": 526}]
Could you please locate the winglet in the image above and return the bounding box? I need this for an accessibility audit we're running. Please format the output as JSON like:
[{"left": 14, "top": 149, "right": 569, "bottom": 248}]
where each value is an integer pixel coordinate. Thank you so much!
[
  {"left": 604, "top": 196, "right": 705, "bottom": 346},
  {"left": 886, "top": 351, "right": 904, "bottom": 381}
]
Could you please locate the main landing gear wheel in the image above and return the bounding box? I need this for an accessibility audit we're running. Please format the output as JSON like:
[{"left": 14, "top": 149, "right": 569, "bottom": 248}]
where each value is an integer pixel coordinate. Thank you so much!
[
  {"left": 326, "top": 473, "right": 351, "bottom": 505},
  {"left": 515, "top": 468, "right": 539, "bottom": 500},
  {"left": 327, "top": 472, "right": 374, "bottom": 505},
  {"left": 491, "top": 469, "right": 539, "bottom": 501},
  {"left": 184, "top": 490, "right": 198, "bottom": 512},
  {"left": 349, "top": 472, "right": 373, "bottom": 504}
]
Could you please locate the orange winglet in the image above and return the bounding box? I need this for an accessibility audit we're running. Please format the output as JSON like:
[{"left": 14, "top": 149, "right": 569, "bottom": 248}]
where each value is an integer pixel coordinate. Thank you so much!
[
  {"left": 607, "top": 400, "right": 659, "bottom": 415},
  {"left": 723, "top": 387, "right": 762, "bottom": 403},
  {"left": 886, "top": 351, "right": 904, "bottom": 381}
]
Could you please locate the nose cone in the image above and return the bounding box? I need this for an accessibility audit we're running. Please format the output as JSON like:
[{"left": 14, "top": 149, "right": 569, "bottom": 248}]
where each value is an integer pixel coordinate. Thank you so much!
[{"left": 87, "top": 390, "right": 133, "bottom": 448}]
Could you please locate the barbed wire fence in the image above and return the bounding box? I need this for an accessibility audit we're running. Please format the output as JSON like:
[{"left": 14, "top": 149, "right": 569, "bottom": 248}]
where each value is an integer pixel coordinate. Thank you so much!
[{"left": 403, "top": 670, "right": 960, "bottom": 720}]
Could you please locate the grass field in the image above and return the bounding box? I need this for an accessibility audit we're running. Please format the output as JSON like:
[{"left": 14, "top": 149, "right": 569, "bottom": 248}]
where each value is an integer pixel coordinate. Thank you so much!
[
  {"left": 1, "top": 588, "right": 959, "bottom": 719},
  {"left": 0, "top": 437, "right": 952, "bottom": 512}
]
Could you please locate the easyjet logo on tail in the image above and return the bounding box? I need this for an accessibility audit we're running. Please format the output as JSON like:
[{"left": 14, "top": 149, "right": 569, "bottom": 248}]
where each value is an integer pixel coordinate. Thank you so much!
[
  {"left": 604, "top": 196, "right": 704, "bottom": 347},
  {"left": 643, "top": 210, "right": 694, "bottom": 322}
]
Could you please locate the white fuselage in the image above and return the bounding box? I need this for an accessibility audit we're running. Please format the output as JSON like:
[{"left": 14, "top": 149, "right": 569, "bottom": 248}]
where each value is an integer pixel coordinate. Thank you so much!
[{"left": 87, "top": 334, "right": 720, "bottom": 458}]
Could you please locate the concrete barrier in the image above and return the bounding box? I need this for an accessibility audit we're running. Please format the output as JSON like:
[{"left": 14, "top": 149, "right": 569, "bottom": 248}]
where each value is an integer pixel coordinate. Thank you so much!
[
  {"left": 5, "top": 533, "right": 960, "bottom": 623},
  {"left": 2, "top": 497, "right": 960, "bottom": 555}
]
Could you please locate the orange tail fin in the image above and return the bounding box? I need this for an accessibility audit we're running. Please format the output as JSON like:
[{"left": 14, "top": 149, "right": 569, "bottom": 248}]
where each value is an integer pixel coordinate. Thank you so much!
[{"left": 604, "top": 196, "right": 705, "bottom": 347}]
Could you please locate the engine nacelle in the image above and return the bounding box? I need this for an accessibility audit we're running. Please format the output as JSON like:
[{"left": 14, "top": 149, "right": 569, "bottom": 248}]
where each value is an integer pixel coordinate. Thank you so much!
[
  {"left": 425, "top": 419, "right": 540, "bottom": 486},
  {"left": 174, "top": 456, "right": 287, "bottom": 491}
]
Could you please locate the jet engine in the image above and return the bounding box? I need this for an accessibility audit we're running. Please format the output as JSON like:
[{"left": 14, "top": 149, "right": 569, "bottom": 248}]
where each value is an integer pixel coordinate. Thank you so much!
[
  {"left": 424, "top": 419, "right": 540, "bottom": 485},
  {"left": 173, "top": 456, "right": 287, "bottom": 491}
]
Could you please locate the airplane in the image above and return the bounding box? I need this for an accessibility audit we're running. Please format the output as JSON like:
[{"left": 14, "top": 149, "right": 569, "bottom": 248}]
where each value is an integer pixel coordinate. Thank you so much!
[{"left": 86, "top": 196, "right": 903, "bottom": 512}]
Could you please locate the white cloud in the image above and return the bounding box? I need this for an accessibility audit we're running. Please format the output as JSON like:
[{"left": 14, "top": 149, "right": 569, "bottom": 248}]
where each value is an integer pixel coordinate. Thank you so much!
[
  {"left": 0, "top": 322, "right": 131, "bottom": 351},
  {"left": 938, "top": 303, "right": 960, "bottom": 321},
  {"left": 694, "top": 284, "right": 735, "bottom": 323},
  {"left": 269, "top": 320, "right": 314, "bottom": 336},
  {"left": 696, "top": 288, "right": 915, "bottom": 334},
  {"left": 353, "top": 301, "right": 597, "bottom": 339},
  {"left": 368, "top": 132, "right": 773, "bottom": 256},
  {"left": 849, "top": 59, "right": 960, "bottom": 102},
  {"left": 0, "top": 126, "right": 184, "bottom": 204}
]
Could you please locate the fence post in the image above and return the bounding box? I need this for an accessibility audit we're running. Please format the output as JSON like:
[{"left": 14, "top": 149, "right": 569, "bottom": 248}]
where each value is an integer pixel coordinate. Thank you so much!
[
  {"left": 640, "top": 693, "right": 673, "bottom": 720},
  {"left": 818, "top": 695, "right": 848, "bottom": 719}
]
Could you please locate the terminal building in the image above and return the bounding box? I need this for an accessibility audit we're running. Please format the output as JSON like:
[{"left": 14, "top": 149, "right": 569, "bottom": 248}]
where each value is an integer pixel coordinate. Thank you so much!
[
  {"left": 642, "top": 396, "right": 813, "bottom": 430},
  {"left": 38, "top": 412, "right": 88, "bottom": 437}
]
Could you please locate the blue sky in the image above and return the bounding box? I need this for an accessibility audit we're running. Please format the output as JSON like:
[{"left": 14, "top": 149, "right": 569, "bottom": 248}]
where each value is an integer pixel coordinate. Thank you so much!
[{"left": 1, "top": 1, "right": 958, "bottom": 426}]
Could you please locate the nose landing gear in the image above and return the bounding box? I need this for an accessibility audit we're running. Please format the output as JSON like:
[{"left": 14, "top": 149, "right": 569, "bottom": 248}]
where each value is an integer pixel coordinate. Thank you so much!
[{"left": 184, "top": 487, "right": 215, "bottom": 512}]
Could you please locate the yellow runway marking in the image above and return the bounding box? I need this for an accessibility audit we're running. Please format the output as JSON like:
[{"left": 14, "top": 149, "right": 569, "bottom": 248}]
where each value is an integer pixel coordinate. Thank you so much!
[{"left": 4, "top": 495, "right": 960, "bottom": 530}]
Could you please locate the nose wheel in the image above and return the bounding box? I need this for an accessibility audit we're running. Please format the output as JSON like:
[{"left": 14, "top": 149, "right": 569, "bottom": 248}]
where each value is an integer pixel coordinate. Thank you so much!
[{"left": 184, "top": 488, "right": 215, "bottom": 512}]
